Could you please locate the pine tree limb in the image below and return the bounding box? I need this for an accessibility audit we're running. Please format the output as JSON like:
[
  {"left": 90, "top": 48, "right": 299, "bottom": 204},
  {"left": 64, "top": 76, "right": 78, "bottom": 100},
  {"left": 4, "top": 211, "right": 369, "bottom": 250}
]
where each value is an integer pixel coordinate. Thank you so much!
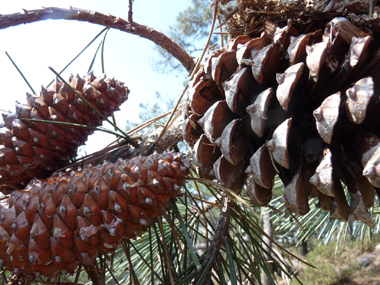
[
  {"left": 0, "top": 7, "right": 195, "bottom": 72},
  {"left": 119, "top": 115, "right": 185, "bottom": 160}
]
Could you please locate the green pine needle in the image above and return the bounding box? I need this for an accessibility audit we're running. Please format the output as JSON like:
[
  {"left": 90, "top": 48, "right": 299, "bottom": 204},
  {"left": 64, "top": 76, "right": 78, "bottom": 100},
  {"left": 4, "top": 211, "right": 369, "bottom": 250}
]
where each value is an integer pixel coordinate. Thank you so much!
[{"left": 5, "top": 51, "right": 36, "bottom": 94}]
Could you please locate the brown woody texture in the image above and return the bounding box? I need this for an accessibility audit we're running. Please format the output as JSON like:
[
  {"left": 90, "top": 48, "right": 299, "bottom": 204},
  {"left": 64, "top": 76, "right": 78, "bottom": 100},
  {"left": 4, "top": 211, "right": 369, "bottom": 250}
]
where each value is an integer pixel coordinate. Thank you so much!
[
  {"left": 0, "top": 151, "right": 190, "bottom": 278},
  {"left": 0, "top": 7, "right": 195, "bottom": 72},
  {"left": 184, "top": 16, "right": 380, "bottom": 227},
  {"left": 0, "top": 73, "right": 129, "bottom": 194}
]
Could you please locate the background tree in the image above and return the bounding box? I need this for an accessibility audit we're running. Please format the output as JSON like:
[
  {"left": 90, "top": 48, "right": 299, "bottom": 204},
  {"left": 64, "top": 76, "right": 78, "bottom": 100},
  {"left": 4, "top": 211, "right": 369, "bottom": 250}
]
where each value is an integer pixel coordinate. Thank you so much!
[{"left": 152, "top": 0, "right": 218, "bottom": 74}]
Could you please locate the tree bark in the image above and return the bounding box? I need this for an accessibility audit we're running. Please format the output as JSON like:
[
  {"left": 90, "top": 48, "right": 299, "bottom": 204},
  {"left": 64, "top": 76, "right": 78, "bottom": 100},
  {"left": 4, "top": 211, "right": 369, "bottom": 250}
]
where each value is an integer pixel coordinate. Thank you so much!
[{"left": 0, "top": 7, "right": 195, "bottom": 72}]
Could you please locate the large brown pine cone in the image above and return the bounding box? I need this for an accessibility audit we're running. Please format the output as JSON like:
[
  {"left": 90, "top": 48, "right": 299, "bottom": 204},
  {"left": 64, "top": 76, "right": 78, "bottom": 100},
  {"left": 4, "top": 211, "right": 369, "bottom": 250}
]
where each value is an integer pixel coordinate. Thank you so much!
[
  {"left": 0, "top": 151, "right": 190, "bottom": 278},
  {"left": 0, "top": 73, "right": 129, "bottom": 194},
  {"left": 184, "top": 17, "right": 380, "bottom": 226}
]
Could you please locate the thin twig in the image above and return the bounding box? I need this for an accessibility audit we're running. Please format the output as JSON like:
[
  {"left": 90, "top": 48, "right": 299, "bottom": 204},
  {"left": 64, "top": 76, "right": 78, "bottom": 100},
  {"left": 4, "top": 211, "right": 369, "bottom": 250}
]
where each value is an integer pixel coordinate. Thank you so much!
[
  {"left": 267, "top": 205, "right": 305, "bottom": 232},
  {"left": 0, "top": 195, "right": 9, "bottom": 201},
  {"left": 153, "top": 87, "right": 187, "bottom": 146},
  {"left": 189, "top": 195, "right": 222, "bottom": 208},
  {"left": 213, "top": 31, "right": 243, "bottom": 35},
  {"left": 369, "top": 0, "right": 374, "bottom": 16},
  {"left": 0, "top": 7, "right": 195, "bottom": 72},
  {"left": 224, "top": 3, "right": 242, "bottom": 22},
  {"left": 127, "top": 103, "right": 184, "bottom": 135},
  {"left": 247, "top": 10, "right": 285, "bottom": 15},
  {"left": 154, "top": 0, "right": 221, "bottom": 146},
  {"left": 217, "top": 13, "right": 224, "bottom": 48},
  {"left": 289, "top": 213, "right": 306, "bottom": 233},
  {"left": 187, "top": 177, "right": 262, "bottom": 221},
  {"left": 152, "top": 107, "right": 183, "bottom": 151},
  {"left": 267, "top": 205, "right": 283, "bottom": 215},
  {"left": 128, "top": 0, "right": 133, "bottom": 22}
]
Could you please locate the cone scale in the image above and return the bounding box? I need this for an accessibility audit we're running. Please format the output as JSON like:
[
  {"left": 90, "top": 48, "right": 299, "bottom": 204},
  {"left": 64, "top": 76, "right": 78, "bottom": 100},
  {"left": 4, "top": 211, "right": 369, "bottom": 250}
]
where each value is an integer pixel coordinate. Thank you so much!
[
  {"left": 0, "top": 152, "right": 190, "bottom": 278},
  {"left": 184, "top": 17, "right": 380, "bottom": 226},
  {"left": 0, "top": 73, "right": 129, "bottom": 194}
]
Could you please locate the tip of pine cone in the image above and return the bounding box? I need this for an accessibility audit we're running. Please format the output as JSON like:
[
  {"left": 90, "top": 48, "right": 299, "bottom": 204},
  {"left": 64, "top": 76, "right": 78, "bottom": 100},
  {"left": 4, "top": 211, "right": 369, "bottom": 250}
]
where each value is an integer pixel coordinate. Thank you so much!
[{"left": 174, "top": 152, "right": 191, "bottom": 167}]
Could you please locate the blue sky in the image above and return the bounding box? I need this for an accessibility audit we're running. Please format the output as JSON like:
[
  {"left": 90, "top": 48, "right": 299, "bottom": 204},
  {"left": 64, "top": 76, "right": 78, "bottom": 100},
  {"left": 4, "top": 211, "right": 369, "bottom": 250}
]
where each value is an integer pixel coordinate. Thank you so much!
[{"left": 0, "top": 0, "right": 192, "bottom": 153}]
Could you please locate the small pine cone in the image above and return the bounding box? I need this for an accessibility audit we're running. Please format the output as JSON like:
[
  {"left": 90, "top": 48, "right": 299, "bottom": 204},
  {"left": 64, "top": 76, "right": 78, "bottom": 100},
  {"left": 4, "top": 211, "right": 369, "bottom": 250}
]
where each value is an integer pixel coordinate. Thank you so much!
[
  {"left": 0, "top": 151, "right": 190, "bottom": 278},
  {"left": 0, "top": 73, "right": 129, "bottom": 194},
  {"left": 184, "top": 16, "right": 380, "bottom": 226}
]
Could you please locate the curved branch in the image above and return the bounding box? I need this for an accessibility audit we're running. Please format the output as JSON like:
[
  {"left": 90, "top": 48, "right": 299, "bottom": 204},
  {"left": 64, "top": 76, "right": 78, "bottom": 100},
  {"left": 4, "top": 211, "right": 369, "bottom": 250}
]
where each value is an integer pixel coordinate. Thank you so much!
[{"left": 0, "top": 7, "right": 195, "bottom": 72}]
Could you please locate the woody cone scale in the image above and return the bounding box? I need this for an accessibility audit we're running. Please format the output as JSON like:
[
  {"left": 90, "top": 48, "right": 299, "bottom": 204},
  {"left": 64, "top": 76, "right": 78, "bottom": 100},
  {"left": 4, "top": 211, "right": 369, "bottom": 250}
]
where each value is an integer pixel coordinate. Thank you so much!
[
  {"left": 184, "top": 16, "right": 380, "bottom": 227},
  {"left": 0, "top": 151, "right": 190, "bottom": 278},
  {"left": 0, "top": 73, "right": 129, "bottom": 194}
]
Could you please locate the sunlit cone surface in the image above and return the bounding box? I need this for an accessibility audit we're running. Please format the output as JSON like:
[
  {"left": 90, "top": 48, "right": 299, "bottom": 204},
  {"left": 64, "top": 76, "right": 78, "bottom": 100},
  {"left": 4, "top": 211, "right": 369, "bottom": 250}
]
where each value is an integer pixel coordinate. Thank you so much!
[
  {"left": 184, "top": 17, "right": 380, "bottom": 226},
  {"left": 0, "top": 152, "right": 190, "bottom": 278},
  {"left": 0, "top": 73, "right": 129, "bottom": 194}
]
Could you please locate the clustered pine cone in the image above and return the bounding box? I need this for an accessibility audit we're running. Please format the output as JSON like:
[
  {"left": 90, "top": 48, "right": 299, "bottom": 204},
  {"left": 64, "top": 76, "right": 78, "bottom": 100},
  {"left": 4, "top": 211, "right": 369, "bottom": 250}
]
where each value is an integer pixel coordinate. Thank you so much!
[
  {"left": 184, "top": 17, "right": 380, "bottom": 226},
  {"left": 0, "top": 151, "right": 190, "bottom": 278},
  {"left": 0, "top": 73, "right": 129, "bottom": 194}
]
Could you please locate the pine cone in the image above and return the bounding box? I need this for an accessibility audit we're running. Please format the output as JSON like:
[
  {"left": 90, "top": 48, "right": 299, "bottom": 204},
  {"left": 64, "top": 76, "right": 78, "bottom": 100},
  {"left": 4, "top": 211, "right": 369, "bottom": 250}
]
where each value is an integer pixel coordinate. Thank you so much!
[
  {"left": 184, "top": 17, "right": 380, "bottom": 226},
  {"left": 0, "top": 73, "right": 129, "bottom": 194},
  {"left": 0, "top": 152, "right": 190, "bottom": 278}
]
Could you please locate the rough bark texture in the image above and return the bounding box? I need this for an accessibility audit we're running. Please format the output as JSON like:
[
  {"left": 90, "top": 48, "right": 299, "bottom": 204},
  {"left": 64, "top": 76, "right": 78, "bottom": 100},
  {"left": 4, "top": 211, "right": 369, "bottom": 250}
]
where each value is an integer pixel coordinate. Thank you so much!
[{"left": 0, "top": 7, "right": 195, "bottom": 72}]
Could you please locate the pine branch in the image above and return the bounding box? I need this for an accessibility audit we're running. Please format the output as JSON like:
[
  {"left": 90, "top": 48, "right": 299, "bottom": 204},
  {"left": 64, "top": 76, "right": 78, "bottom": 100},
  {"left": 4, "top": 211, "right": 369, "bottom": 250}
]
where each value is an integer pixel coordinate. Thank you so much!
[
  {"left": 0, "top": 7, "right": 195, "bottom": 72},
  {"left": 116, "top": 115, "right": 185, "bottom": 160}
]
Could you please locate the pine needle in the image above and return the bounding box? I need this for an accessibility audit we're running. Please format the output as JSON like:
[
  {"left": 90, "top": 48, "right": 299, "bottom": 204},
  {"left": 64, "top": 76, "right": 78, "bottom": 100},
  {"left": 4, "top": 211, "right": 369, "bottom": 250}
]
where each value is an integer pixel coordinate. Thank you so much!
[
  {"left": 88, "top": 41, "right": 103, "bottom": 73},
  {"left": 5, "top": 51, "right": 36, "bottom": 94},
  {"left": 46, "top": 27, "right": 109, "bottom": 88},
  {"left": 161, "top": 210, "right": 185, "bottom": 253},
  {"left": 190, "top": 172, "right": 210, "bottom": 247},
  {"left": 48, "top": 66, "right": 138, "bottom": 147},
  {"left": 154, "top": 0, "right": 220, "bottom": 145},
  {"left": 157, "top": 217, "right": 175, "bottom": 285},
  {"left": 171, "top": 200, "right": 202, "bottom": 271},
  {"left": 101, "top": 29, "right": 110, "bottom": 73}
]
